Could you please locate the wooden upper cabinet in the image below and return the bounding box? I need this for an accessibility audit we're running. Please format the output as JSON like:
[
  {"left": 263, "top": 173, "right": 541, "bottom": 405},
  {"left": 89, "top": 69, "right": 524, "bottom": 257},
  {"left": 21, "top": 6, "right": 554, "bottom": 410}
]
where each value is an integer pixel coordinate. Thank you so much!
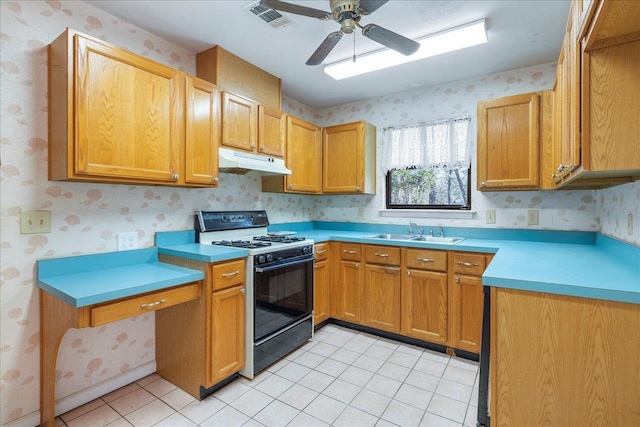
[
  {"left": 49, "top": 29, "right": 183, "bottom": 185},
  {"left": 185, "top": 77, "right": 219, "bottom": 186},
  {"left": 322, "top": 121, "right": 376, "bottom": 194},
  {"left": 221, "top": 91, "right": 257, "bottom": 152},
  {"left": 477, "top": 92, "right": 541, "bottom": 190},
  {"left": 258, "top": 105, "right": 285, "bottom": 157},
  {"left": 263, "top": 115, "right": 322, "bottom": 194}
]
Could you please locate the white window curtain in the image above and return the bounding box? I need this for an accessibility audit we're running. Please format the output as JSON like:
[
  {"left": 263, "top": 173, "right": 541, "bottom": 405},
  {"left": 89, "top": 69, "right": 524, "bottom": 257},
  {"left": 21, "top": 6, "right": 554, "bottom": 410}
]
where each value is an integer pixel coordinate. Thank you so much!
[{"left": 381, "top": 117, "right": 471, "bottom": 173}]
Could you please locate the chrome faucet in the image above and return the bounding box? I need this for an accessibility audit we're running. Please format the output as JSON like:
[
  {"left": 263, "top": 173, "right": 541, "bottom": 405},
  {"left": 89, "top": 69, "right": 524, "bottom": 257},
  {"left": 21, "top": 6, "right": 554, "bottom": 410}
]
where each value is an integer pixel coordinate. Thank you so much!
[
  {"left": 409, "top": 222, "right": 423, "bottom": 236},
  {"left": 438, "top": 226, "right": 444, "bottom": 237}
]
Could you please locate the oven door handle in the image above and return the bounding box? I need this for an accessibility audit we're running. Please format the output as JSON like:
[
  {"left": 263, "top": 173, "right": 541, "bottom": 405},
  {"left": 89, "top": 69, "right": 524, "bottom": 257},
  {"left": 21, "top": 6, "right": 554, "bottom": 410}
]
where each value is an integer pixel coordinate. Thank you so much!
[{"left": 254, "top": 256, "right": 315, "bottom": 273}]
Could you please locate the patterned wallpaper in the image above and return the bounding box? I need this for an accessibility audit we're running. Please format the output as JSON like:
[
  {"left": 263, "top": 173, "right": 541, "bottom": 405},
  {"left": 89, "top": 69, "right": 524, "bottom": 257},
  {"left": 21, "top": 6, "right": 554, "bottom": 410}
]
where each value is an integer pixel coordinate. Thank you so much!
[{"left": 0, "top": 1, "right": 637, "bottom": 425}]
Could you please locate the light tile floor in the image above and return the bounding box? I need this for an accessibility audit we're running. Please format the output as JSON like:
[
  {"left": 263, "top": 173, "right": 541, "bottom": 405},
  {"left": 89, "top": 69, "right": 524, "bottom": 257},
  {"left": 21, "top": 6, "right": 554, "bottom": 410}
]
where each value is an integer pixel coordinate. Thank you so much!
[{"left": 57, "top": 324, "right": 480, "bottom": 427}]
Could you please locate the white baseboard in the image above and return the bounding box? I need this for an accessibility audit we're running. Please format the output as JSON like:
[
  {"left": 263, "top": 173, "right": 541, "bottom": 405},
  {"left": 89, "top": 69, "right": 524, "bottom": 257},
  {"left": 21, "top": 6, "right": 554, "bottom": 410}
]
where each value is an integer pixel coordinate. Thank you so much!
[{"left": 4, "top": 361, "right": 156, "bottom": 427}]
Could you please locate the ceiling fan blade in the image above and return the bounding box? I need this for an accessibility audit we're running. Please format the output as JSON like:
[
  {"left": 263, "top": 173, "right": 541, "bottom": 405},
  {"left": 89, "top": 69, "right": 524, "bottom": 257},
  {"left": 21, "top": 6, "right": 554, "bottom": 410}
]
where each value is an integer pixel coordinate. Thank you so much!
[
  {"left": 358, "top": 0, "right": 389, "bottom": 15},
  {"left": 259, "top": 0, "right": 333, "bottom": 20},
  {"left": 361, "top": 23, "right": 420, "bottom": 55},
  {"left": 306, "top": 31, "right": 343, "bottom": 65}
]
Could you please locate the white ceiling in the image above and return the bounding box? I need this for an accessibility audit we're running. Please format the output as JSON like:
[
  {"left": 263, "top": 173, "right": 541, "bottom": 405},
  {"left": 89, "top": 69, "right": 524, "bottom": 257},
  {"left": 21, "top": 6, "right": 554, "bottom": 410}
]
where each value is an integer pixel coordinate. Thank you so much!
[{"left": 84, "top": 0, "right": 570, "bottom": 109}]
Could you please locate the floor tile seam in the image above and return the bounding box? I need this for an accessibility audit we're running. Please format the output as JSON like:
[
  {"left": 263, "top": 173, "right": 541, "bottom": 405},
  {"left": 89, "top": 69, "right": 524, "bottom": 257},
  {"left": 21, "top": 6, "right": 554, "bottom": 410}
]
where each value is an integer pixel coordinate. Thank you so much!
[
  {"left": 120, "top": 396, "right": 176, "bottom": 426},
  {"left": 59, "top": 398, "right": 109, "bottom": 423}
]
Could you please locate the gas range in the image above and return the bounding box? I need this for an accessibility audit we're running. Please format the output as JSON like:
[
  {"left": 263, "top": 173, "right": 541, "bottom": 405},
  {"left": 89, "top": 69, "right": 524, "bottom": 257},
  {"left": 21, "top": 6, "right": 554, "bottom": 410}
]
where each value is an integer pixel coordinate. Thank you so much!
[{"left": 195, "top": 210, "right": 313, "bottom": 255}]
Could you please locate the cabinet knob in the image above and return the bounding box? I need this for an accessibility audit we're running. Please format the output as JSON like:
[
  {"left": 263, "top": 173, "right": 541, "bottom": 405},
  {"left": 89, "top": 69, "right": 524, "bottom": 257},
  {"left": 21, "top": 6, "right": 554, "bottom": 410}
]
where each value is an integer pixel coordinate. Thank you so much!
[
  {"left": 241, "top": 288, "right": 246, "bottom": 294},
  {"left": 260, "top": 146, "right": 265, "bottom": 152},
  {"left": 455, "top": 277, "right": 460, "bottom": 283},
  {"left": 407, "top": 270, "right": 411, "bottom": 276},
  {"left": 213, "top": 177, "right": 219, "bottom": 183},
  {"left": 480, "top": 182, "right": 486, "bottom": 187},
  {"left": 314, "top": 265, "right": 318, "bottom": 270},
  {"left": 250, "top": 144, "right": 256, "bottom": 150},
  {"left": 354, "top": 263, "right": 359, "bottom": 269},
  {"left": 288, "top": 185, "right": 293, "bottom": 190},
  {"left": 356, "top": 186, "right": 361, "bottom": 192},
  {"left": 557, "top": 165, "right": 564, "bottom": 173},
  {"left": 172, "top": 173, "right": 179, "bottom": 181},
  {"left": 551, "top": 174, "right": 556, "bottom": 179}
]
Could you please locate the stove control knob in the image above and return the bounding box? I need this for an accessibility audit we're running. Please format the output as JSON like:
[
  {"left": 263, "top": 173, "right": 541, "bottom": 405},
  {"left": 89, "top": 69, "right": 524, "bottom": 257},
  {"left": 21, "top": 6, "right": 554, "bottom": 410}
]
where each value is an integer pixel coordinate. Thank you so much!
[
  {"left": 258, "top": 255, "right": 266, "bottom": 264},
  {"left": 266, "top": 254, "right": 274, "bottom": 262},
  {"left": 221, "top": 215, "right": 227, "bottom": 222},
  {"left": 302, "top": 246, "right": 311, "bottom": 254}
]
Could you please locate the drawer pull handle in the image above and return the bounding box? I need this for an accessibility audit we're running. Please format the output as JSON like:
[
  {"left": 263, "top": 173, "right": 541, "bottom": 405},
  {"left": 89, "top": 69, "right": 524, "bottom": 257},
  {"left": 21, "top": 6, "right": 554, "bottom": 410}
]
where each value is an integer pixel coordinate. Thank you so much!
[
  {"left": 222, "top": 271, "right": 240, "bottom": 277},
  {"left": 354, "top": 263, "right": 359, "bottom": 269},
  {"left": 374, "top": 253, "right": 389, "bottom": 257},
  {"left": 407, "top": 270, "right": 411, "bottom": 276},
  {"left": 140, "top": 299, "right": 166, "bottom": 309},
  {"left": 384, "top": 267, "right": 399, "bottom": 274},
  {"left": 455, "top": 277, "right": 460, "bottom": 283},
  {"left": 458, "top": 261, "right": 479, "bottom": 267},
  {"left": 343, "top": 250, "right": 357, "bottom": 254},
  {"left": 316, "top": 250, "right": 326, "bottom": 254},
  {"left": 417, "top": 257, "right": 435, "bottom": 263}
]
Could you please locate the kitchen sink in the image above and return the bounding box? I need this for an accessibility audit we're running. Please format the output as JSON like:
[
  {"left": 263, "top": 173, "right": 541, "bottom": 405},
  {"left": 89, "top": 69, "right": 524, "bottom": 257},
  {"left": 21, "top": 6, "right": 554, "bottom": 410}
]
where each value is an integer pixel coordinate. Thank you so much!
[
  {"left": 410, "top": 236, "right": 465, "bottom": 244},
  {"left": 364, "top": 234, "right": 465, "bottom": 244},
  {"left": 365, "top": 233, "right": 415, "bottom": 240}
]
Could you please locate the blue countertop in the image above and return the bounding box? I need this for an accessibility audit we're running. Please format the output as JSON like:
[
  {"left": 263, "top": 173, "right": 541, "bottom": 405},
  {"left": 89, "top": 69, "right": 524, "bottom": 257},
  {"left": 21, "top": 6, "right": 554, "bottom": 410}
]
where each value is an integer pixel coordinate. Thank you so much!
[
  {"left": 155, "top": 230, "right": 249, "bottom": 263},
  {"left": 155, "top": 225, "right": 639, "bottom": 305},
  {"left": 37, "top": 248, "right": 205, "bottom": 308}
]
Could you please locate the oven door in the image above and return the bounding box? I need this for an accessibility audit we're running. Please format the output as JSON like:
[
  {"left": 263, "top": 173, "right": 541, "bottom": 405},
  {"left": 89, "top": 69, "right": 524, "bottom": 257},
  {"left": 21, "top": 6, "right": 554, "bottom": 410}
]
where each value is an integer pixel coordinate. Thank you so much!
[{"left": 254, "top": 255, "right": 314, "bottom": 343}]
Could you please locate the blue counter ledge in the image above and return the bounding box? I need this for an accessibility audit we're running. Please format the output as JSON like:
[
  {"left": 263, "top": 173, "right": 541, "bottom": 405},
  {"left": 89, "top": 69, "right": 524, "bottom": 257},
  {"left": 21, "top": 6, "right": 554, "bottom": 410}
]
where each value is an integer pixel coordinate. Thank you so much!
[
  {"left": 37, "top": 248, "right": 205, "bottom": 308},
  {"left": 155, "top": 230, "right": 249, "bottom": 262}
]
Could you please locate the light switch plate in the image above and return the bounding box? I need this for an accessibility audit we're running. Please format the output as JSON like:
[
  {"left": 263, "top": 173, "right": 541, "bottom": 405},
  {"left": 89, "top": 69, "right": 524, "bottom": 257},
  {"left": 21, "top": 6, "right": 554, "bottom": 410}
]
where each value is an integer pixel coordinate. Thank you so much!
[
  {"left": 527, "top": 210, "right": 539, "bottom": 226},
  {"left": 486, "top": 210, "right": 496, "bottom": 224},
  {"left": 20, "top": 210, "right": 51, "bottom": 234}
]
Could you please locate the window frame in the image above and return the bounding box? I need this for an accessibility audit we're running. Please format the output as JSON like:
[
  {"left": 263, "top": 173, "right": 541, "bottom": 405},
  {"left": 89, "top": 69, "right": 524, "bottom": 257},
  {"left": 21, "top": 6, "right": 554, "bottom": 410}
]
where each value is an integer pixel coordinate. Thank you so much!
[{"left": 385, "top": 165, "right": 472, "bottom": 210}]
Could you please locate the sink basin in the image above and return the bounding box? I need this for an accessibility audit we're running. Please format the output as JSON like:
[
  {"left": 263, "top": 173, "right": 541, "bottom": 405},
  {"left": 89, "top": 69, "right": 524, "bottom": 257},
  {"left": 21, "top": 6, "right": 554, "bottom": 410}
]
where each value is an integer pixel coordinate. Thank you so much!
[
  {"left": 411, "top": 236, "right": 465, "bottom": 244},
  {"left": 365, "top": 233, "right": 415, "bottom": 240},
  {"left": 364, "top": 234, "right": 465, "bottom": 244}
]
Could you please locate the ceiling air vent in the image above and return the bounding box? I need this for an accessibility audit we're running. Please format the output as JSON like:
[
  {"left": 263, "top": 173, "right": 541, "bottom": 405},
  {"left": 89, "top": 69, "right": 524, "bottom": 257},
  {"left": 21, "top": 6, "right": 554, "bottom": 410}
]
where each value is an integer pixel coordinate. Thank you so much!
[{"left": 246, "top": 1, "right": 293, "bottom": 29}]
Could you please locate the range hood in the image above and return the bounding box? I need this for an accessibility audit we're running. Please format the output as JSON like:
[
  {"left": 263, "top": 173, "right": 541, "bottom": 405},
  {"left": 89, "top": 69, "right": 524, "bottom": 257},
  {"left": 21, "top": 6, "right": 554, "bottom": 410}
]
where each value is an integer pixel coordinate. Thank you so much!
[{"left": 218, "top": 147, "right": 291, "bottom": 176}]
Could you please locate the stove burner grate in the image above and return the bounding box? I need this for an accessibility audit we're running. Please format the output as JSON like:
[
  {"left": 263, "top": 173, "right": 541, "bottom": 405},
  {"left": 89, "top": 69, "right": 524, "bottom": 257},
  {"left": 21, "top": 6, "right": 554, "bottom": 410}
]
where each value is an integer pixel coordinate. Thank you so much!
[{"left": 253, "top": 235, "right": 306, "bottom": 244}]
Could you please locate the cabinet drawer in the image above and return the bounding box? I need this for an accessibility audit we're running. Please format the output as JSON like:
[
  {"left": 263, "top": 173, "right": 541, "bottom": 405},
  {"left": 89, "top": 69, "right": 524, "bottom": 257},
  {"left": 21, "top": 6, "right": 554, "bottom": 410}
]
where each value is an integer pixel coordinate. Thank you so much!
[
  {"left": 91, "top": 282, "right": 201, "bottom": 327},
  {"left": 340, "top": 243, "right": 361, "bottom": 261},
  {"left": 212, "top": 259, "right": 246, "bottom": 291},
  {"left": 406, "top": 249, "right": 447, "bottom": 272},
  {"left": 453, "top": 253, "right": 486, "bottom": 275},
  {"left": 364, "top": 245, "right": 401, "bottom": 266},
  {"left": 314, "top": 243, "right": 329, "bottom": 262}
]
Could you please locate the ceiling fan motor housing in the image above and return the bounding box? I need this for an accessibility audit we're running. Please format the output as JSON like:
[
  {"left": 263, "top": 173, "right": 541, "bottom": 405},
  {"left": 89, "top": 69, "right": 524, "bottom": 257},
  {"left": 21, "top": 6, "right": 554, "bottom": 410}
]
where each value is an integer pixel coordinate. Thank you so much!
[{"left": 331, "top": 0, "right": 359, "bottom": 33}]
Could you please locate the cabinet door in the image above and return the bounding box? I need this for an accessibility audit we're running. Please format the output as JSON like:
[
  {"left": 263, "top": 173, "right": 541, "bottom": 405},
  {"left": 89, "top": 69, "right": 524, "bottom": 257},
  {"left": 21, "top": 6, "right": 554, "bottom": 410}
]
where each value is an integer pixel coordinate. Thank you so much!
[
  {"left": 323, "top": 122, "right": 362, "bottom": 193},
  {"left": 477, "top": 92, "right": 540, "bottom": 190},
  {"left": 363, "top": 264, "right": 401, "bottom": 333},
  {"left": 185, "top": 77, "right": 219, "bottom": 186},
  {"left": 314, "top": 259, "right": 330, "bottom": 326},
  {"left": 285, "top": 116, "right": 322, "bottom": 193},
  {"left": 210, "top": 285, "right": 245, "bottom": 384},
  {"left": 221, "top": 92, "right": 256, "bottom": 151},
  {"left": 449, "top": 274, "right": 483, "bottom": 353},
  {"left": 401, "top": 269, "right": 448, "bottom": 344},
  {"left": 75, "top": 35, "right": 182, "bottom": 183},
  {"left": 331, "top": 260, "right": 361, "bottom": 323},
  {"left": 258, "top": 105, "right": 285, "bottom": 158}
]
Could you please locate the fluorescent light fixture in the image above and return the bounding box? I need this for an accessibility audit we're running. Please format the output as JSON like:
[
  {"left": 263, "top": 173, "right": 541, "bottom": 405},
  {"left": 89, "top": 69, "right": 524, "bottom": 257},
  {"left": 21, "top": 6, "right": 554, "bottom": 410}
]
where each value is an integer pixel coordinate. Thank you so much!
[{"left": 324, "top": 19, "right": 487, "bottom": 80}]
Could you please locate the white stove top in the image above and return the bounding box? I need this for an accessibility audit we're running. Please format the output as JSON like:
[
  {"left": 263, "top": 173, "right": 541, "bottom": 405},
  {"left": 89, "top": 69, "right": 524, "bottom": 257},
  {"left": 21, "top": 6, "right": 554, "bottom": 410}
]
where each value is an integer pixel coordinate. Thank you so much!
[{"left": 198, "top": 227, "right": 312, "bottom": 255}]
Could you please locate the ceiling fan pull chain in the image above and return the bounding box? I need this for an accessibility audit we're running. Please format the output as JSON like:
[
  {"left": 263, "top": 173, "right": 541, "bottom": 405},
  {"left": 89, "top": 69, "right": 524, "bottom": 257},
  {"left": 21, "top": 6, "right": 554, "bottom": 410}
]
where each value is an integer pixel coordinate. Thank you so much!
[{"left": 353, "top": 31, "right": 356, "bottom": 63}]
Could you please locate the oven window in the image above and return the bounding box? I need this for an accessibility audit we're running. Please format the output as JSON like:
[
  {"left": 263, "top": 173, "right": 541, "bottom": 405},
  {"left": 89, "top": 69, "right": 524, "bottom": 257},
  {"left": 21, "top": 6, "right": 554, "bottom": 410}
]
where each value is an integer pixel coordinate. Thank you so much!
[{"left": 254, "top": 259, "right": 313, "bottom": 342}]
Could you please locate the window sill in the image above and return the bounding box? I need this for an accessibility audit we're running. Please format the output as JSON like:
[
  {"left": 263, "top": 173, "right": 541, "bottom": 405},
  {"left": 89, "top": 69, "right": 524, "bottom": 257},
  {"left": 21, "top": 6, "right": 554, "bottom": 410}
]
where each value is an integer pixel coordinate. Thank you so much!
[{"left": 378, "top": 209, "right": 476, "bottom": 219}]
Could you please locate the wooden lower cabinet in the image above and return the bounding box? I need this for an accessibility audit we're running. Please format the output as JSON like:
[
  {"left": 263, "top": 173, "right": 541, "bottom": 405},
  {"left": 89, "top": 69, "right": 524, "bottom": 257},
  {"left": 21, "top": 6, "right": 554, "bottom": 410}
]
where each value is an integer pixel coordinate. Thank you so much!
[
  {"left": 491, "top": 288, "right": 640, "bottom": 426},
  {"left": 448, "top": 274, "right": 483, "bottom": 353},
  {"left": 401, "top": 269, "right": 448, "bottom": 344},
  {"left": 362, "top": 264, "right": 401, "bottom": 333},
  {"left": 330, "top": 242, "right": 363, "bottom": 323},
  {"left": 313, "top": 243, "right": 331, "bottom": 325},
  {"left": 156, "top": 255, "right": 246, "bottom": 399},
  {"left": 210, "top": 285, "right": 245, "bottom": 385}
]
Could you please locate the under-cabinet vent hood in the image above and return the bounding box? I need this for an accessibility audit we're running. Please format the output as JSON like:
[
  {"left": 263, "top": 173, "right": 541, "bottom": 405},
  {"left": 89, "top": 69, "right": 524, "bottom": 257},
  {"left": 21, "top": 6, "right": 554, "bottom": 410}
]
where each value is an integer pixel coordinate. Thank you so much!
[{"left": 219, "top": 147, "right": 291, "bottom": 176}]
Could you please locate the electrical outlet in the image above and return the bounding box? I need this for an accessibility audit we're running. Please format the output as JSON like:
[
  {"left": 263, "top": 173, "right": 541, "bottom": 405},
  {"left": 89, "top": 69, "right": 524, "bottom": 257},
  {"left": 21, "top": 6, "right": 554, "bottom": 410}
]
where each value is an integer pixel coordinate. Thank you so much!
[
  {"left": 20, "top": 210, "right": 51, "bottom": 234},
  {"left": 118, "top": 232, "right": 138, "bottom": 251},
  {"left": 527, "top": 210, "right": 539, "bottom": 226},
  {"left": 486, "top": 210, "right": 496, "bottom": 224},
  {"left": 629, "top": 213, "right": 634, "bottom": 236}
]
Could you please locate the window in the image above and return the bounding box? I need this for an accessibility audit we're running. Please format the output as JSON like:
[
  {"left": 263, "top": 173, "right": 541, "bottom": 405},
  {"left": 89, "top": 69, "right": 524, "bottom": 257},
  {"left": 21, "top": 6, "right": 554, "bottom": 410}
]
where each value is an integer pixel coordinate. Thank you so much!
[{"left": 383, "top": 118, "right": 471, "bottom": 210}]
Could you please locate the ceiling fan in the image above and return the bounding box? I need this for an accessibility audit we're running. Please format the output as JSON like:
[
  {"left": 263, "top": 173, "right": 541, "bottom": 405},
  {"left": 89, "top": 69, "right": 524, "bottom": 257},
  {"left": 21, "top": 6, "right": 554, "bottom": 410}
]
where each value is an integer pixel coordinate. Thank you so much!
[{"left": 260, "top": 0, "right": 420, "bottom": 65}]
